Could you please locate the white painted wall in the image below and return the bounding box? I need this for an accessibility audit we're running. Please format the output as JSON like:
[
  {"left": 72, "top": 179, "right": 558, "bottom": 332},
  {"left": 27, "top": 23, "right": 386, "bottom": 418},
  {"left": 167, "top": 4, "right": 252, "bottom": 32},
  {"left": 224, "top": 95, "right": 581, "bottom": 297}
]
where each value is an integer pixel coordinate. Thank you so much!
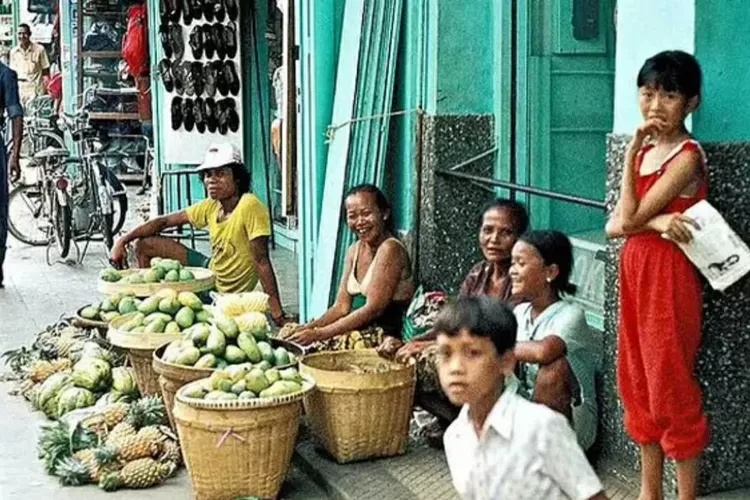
[{"left": 612, "top": 0, "right": 695, "bottom": 134}]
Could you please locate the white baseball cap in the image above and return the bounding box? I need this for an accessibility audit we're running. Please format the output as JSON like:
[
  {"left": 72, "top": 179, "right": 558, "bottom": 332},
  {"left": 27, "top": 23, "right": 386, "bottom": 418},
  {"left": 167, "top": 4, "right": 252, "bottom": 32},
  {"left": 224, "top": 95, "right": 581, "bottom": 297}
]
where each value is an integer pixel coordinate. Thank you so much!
[{"left": 197, "top": 142, "right": 243, "bottom": 172}]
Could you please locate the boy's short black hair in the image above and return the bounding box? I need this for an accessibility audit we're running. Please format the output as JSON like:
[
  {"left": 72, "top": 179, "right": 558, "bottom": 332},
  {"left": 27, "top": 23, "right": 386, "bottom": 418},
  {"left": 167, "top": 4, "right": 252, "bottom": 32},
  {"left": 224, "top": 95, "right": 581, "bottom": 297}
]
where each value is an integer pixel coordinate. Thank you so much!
[
  {"left": 637, "top": 50, "right": 702, "bottom": 99},
  {"left": 479, "top": 198, "right": 529, "bottom": 235},
  {"left": 434, "top": 296, "right": 517, "bottom": 356}
]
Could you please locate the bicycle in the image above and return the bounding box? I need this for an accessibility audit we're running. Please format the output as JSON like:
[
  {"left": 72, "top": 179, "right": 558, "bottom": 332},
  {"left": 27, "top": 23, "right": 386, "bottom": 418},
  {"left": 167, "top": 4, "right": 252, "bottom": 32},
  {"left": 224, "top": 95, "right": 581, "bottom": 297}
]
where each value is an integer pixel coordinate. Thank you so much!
[{"left": 4, "top": 95, "right": 65, "bottom": 175}]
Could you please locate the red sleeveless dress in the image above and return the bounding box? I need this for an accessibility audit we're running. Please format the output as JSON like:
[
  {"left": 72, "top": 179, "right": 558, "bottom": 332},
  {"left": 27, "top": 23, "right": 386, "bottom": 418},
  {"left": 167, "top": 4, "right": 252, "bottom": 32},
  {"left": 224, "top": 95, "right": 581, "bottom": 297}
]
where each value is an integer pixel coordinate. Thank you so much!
[{"left": 617, "top": 139, "right": 710, "bottom": 460}]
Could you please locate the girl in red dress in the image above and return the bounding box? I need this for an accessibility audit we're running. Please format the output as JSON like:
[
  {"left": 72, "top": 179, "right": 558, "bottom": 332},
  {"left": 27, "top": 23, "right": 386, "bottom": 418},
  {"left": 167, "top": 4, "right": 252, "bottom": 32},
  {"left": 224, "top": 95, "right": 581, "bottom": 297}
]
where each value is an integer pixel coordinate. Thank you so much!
[{"left": 606, "top": 51, "right": 710, "bottom": 500}]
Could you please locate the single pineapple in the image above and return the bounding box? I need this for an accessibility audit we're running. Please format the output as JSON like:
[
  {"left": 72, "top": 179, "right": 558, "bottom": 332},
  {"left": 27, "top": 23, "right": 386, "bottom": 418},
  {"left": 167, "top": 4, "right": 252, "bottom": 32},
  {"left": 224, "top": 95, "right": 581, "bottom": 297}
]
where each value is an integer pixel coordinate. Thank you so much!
[
  {"left": 114, "top": 432, "right": 163, "bottom": 462},
  {"left": 51, "top": 358, "right": 72, "bottom": 372},
  {"left": 158, "top": 439, "right": 182, "bottom": 467},
  {"left": 54, "top": 456, "right": 91, "bottom": 486},
  {"left": 105, "top": 421, "right": 136, "bottom": 448},
  {"left": 101, "top": 402, "right": 130, "bottom": 428},
  {"left": 99, "top": 458, "right": 175, "bottom": 491},
  {"left": 72, "top": 447, "right": 120, "bottom": 482},
  {"left": 29, "top": 360, "right": 56, "bottom": 383},
  {"left": 136, "top": 425, "right": 165, "bottom": 443}
]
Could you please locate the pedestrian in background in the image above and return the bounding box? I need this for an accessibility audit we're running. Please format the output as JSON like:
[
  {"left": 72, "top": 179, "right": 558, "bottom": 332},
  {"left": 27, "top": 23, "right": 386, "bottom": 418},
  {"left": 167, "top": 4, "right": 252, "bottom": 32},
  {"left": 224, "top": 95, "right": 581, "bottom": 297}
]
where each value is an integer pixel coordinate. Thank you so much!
[
  {"left": 606, "top": 50, "right": 709, "bottom": 500},
  {"left": 0, "top": 61, "right": 24, "bottom": 287},
  {"left": 9, "top": 23, "right": 50, "bottom": 104},
  {"left": 437, "top": 296, "right": 606, "bottom": 500}
]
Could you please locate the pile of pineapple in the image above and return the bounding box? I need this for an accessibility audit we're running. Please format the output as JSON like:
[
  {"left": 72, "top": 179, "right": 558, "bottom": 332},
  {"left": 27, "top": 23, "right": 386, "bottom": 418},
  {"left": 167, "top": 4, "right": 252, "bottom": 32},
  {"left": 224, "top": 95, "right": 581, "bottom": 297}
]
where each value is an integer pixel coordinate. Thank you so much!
[{"left": 40, "top": 396, "right": 180, "bottom": 491}]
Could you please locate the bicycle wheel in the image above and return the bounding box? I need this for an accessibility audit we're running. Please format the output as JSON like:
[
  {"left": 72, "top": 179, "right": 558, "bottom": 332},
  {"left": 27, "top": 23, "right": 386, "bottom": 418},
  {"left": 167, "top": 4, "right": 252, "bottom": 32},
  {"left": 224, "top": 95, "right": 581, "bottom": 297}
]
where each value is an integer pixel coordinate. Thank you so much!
[
  {"left": 102, "top": 213, "right": 115, "bottom": 251},
  {"left": 8, "top": 130, "right": 65, "bottom": 170},
  {"left": 7, "top": 184, "right": 52, "bottom": 246},
  {"left": 104, "top": 169, "right": 128, "bottom": 234},
  {"left": 51, "top": 189, "right": 72, "bottom": 258}
]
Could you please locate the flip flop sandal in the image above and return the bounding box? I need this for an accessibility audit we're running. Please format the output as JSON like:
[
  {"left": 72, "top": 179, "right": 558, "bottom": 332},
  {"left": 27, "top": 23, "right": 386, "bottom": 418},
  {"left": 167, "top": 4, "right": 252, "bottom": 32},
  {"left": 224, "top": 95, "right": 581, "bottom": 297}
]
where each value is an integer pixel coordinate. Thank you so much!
[
  {"left": 202, "top": 24, "right": 217, "bottom": 59},
  {"left": 201, "top": 0, "right": 214, "bottom": 22},
  {"left": 223, "top": 60, "right": 240, "bottom": 96},
  {"left": 172, "top": 60, "right": 187, "bottom": 95},
  {"left": 224, "top": 21, "right": 237, "bottom": 59},
  {"left": 191, "top": 61, "right": 205, "bottom": 96},
  {"left": 212, "top": 23, "right": 226, "bottom": 60},
  {"left": 182, "top": 98, "right": 196, "bottom": 131},
  {"left": 183, "top": 62, "right": 196, "bottom": 96},
  {"left": 159, "top": 14, "right": 173, "bottom": 58},
  {"left": 203, "top": 62, "right": 217, "bottom": 97},
  {"left": 169, "top": 23, "right": 185, "bottom": 61},
  {"left": 212, "top": 0, "right": 226, "bottom": 23},
  {"left": 181, "top": 0, "right": 194, "bottom": 24},
  {"left": 223, "top": 98, "right": 239, "bottom": 132},
  {"left": 216, "top": 99, "right": 229, "bottom": 135},
  {"left": 189, "top": 0, "right": 203, "bottom": 22},
  {"left": 225, "top": 0, "right": 238, "bottom": 21},
  {"left": 214, "top": 60, "right": 229, "bottom": 96},
  {"left": 194, "top": 97, "right": 206, "bottom": 133},
  {"left": 158, "top": 59, "right": 174, "bottom": 92},
  {"left": 167, "top": 0, "right": 182, "bottom": 23},
  {"left": 189, "top": 25, "right": 204, "bottom": 59},
  {"left": 204, "top": 97, "right": 218, "bottom": 133},
  {"left": 171, "top": 96, "right": 184, "bottom": 130}
]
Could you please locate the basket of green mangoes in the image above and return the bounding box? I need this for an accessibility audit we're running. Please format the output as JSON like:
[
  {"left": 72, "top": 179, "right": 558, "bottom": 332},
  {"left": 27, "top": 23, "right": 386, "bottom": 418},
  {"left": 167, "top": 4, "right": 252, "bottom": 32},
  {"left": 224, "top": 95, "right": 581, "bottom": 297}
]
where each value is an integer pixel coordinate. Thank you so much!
[
  {"left": 74, "top": 292, "right": 138, "bottom": 332},
  {"left": 98, "top": 258, "right": 215, "bottom": 297}
]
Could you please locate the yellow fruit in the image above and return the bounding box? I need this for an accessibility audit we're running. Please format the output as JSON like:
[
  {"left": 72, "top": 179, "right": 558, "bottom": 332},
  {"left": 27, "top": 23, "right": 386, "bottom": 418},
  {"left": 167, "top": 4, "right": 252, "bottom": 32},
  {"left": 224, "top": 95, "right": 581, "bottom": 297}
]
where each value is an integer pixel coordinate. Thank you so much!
[
  {"left": 73, "top": 449, "right": 119, "bottom": 482},
  {"left": 29, "top": 360, "right": 56, "bottom": 383},
  {"left": 159, "top": 439, "right": 182, "bottom": 466},
  {"left": 106, "top": 422, "right": 136, "bottom": 448},
  {"left": 115, "top": 433, "right": 162, "bottom": 462},
  {"left": 101, "top": 402, "right": 130, "bottom": 429},
  {"left": 99, "top": 458, "right": 175, "bottom": 491}
]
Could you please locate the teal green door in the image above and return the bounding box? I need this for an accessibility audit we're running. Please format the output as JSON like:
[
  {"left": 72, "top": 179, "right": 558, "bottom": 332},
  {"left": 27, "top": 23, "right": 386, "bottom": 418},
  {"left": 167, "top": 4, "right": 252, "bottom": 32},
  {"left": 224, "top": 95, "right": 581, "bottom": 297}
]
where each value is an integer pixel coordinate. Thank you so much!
[{"left": 509, "top": 0, "right": 615, "bottom": 243}]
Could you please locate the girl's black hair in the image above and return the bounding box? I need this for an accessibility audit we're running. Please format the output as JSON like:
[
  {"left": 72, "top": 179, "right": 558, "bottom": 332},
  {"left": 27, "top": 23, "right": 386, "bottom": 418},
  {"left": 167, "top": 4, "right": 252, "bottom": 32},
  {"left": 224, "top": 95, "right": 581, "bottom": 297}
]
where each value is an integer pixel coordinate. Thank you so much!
[
  {"left": 637, "top": 50, "right": 702, "bottom": 99},
  {"left": 199, "top": 163, "right": 251, "bottom": 195},
  {"left": 434, "top": 296, "right": 517, "bottom": 356},
  {"left": 479, "top": 198, "right": 529, "bottom": 235},
  {"left": 519, "top": 230, "right": 577, "bottom": 296},
  {"left": 345, "top": 183, "right": 395, "bottom": 233}
]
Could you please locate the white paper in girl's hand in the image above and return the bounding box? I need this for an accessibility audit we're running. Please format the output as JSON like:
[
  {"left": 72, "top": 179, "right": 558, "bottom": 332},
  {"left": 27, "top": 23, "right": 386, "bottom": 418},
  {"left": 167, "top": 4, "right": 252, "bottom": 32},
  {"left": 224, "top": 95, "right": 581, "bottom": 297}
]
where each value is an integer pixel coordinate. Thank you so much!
[{"left": 676, "top": 200, "right": 750, "bottom": 291}]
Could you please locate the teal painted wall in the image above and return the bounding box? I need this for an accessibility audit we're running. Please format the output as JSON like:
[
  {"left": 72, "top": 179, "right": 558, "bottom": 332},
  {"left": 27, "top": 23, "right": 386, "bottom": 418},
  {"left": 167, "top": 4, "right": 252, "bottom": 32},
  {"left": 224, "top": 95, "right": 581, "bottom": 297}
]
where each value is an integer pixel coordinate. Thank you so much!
[
  {"left": 612, "top": 0, "right": 694, "bottom": 134},
  {"left": 693, "top": 0, "right": 750, "bottom": 141}
]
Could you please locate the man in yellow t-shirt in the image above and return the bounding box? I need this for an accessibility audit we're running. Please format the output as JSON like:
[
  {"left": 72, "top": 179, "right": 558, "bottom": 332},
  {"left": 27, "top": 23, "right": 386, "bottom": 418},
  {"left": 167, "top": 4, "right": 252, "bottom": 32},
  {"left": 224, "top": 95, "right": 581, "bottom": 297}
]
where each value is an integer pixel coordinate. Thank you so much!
[{"left": 110, "top": 142, "right": 291, "bottom": 324}]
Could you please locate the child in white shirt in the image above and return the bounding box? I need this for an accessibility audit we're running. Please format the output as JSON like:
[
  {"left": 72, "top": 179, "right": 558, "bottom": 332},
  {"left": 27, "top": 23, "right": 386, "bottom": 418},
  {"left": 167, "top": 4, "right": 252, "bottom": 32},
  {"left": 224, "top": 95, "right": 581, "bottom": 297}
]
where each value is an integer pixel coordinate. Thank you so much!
[{"left": 436, "top": 296, "right": 607, "bottom": 500}]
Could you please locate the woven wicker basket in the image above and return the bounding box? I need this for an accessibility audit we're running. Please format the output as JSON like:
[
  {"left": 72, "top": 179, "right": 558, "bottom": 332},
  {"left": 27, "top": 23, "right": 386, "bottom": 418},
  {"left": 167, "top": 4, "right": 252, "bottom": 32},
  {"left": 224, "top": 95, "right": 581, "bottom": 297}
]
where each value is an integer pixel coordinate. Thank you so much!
[
  {"left": 152, "top": 338, "right": 303, "bottom": 429},
  {"left": 71, "top": 306, "right": 109, "bottom": 337},
  {"left": 173, "top": 378, "right": 315, "bottom": 500},
  {"left": 107, "top": 314, "right": 182, "bottom": 397},
  {"left": 299, "top": 349, "right": 416, "bottom": 463},
  {"left": 97, "top": 267, "right": 215, "bottom": 297}
]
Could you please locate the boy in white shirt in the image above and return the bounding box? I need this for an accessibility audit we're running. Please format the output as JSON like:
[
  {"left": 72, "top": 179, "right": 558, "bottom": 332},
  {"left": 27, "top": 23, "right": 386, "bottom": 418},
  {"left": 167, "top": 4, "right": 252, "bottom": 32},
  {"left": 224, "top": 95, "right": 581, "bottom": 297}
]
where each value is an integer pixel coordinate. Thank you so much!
[{"left": 436, "top": 296, "right": 607, "bottom": 500}]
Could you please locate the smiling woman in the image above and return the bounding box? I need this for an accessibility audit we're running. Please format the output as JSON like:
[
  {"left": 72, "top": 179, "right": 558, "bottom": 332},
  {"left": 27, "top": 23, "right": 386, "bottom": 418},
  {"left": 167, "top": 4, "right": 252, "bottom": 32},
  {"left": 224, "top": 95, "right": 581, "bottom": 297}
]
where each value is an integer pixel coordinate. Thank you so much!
[{"left": 285, "top": 184, "right": 415, "bottom": 354}]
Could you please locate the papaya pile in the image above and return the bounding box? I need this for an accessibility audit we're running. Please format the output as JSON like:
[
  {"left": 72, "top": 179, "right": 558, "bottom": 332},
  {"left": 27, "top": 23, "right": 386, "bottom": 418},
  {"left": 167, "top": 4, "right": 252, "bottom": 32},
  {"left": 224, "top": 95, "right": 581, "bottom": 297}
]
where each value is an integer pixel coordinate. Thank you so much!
[
  {"left": 78, "top": 293, "right": 137, "bottom": 323},
  {"left": 99, "top": 258, "right": 196, "bottom": 285},
  {"left": 114, "top": 289, "right": 211, "bottom": 335},
  {"left": 181, "top": 364, "right": 306, "bottom": 401},
  {"left": 161, "top": 312, "right": 296, "bottom": 370}
]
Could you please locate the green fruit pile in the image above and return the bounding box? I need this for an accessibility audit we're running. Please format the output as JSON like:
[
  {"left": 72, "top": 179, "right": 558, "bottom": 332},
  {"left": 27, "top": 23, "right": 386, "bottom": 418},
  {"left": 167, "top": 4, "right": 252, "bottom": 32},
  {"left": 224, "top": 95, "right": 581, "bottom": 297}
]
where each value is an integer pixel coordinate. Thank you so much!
[
  {"left": 182, "top": 364, "right": 306, "bottom": 401},
  {"left": 161, "top": 313, "right": 296, "bottom": 370},
  {"left": 79, "top": 293, "right": 137, "bottom": 323},
  {"left": 116, "top": 289, "right": 211, "bottom": 335},
  {"left": 99, "top": 258, "right": 196, "bottom": 285}
]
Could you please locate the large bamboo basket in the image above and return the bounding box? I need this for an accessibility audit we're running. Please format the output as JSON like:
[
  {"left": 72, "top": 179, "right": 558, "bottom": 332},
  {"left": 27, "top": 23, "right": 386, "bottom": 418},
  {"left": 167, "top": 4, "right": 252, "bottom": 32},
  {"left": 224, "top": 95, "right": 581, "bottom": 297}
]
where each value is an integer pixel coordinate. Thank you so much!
[
  {"left": 97, "top": 267, "right": 215, "bottom": 297},
  {"left": 107, "top": 314, "right": 182, "bottom": 396},
  {"left": 71, "top": 306, "right": 109, "bottom": 337},
  {"left": 173, "top": 377, "right": 315, "bottom": 500},
  {"left": 152, "top": 338, "right": 304, "bottom": 429},
  {"left": 299, "top": 349, "right": 416, "bottom": 463}
]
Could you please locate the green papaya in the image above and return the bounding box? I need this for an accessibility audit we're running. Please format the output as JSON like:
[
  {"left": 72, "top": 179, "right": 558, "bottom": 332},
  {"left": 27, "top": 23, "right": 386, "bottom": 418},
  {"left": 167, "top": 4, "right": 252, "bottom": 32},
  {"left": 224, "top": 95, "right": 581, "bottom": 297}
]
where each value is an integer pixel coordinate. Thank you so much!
[
  {"left": 194, "top": 354, "right": 217, "bottom": 369},
  {"left": 127, "top": 273, "right": 145, "bottom": 284},
  {"left": 215, "top": 358, "right": 229, "bottom": 370},
  {"left": 257, "top": 341, "right": 275, "bottom": 365},
  {"left": 131, "top": 326, "right": 146, "bottom": 333},
  {"left": 273, "top": 347, "right": 291, "bottom": 367},
  {"left": 217, "top": 379, "right": 234, "bottom": 393},
  {"left": 265, "top": 368, "right": 281, "bottom": 385},
  {"left": 225, "top": 365, "right": 250, "bottom": 383},
  {"left": 255, "top": 360, "right": 272, "bottom": 372},
  {"left": 175, "top": 307, "right": 196, "bottom": 329},
  {"left": 206, "top": 326, "right": 227, "bottom": 357},
  {"left": 118, "top": 297, "right": 138, "bottom": 315},
  {"left": 162, "top": 340, "right": 183, "bottom": 363},
  {"left": 99, "top": 268, "right": 121, "bottom": 283},
  {"left": 164, "top": 321, "right": 182, "bottom": 335},
  {"left": 244, "top": 368, "right": 270, "bottom": 394},
  {"left": 144, "top": 318, "right": 167, "bottom": 334},
  {"left": 209, "top": 370, "right": 231, "bottom": 390},
  {"left": 205, "top": 390, "right": 231, "bottom": 401},
  {"left": 143, "top": 312, "right": 173, "bottom": 325},
  {"left": 195, "top": 310, "right": 212, "bottom": 323},
  {"left": 182, "top": 385, "right": 207, "bottom": 399},
  {"left": 80, "top": 306, "right": 100, "bottom": 320},
  {"left": 237, "top": 332, "right": 262, "bottom": 363},
  {"left": 260, "top": 380, "right": 302, "bottom": 398},
  {"left": 238, "top": 391, "right": 257, "bottom": 400},
  {"left": 153, "top": 266, "right": 166, "bottom": 281},
  {"left": 179, "top": 269, "right": 195, "bottom": 282},
  {"left": 149, "top": 257, "right": 163, "bottom": 267},
  {"left": 119, "top": 313, "right": 145, "bottom": 331},
  {"left": 164, "top": 270, "right": 180, "bottom": 282},
  {"left": 230, "top": 379, "right": 247, "bottom": 395},
  {"left": 190, "top": 324, "right": 211, "bottom": 346},
  {"left": 214, "top": 315, "right": 239, "bottom": 339},
  {"left": 137, "top": 296, "right": 161, "bottom": 315},
  {"left": 100, "top": 311, "right": 120, "bottom": 322},
  {"left": 224, "top": 345, "right": 247, "bottom": 364},
  {"left": 175, "top": 347, "right": 201, "bottom": 366},
  {"left": 142, "top": 269, "right": 161, "bottom": 283},
  {"left": 158, "top": 297, "right": 181, "bottom": 315},
  {"left": 99, "top": 298, "right": 115, "bottom": 313},
  {"left": 178, "top": 291, "right": 203, "bottom": 311},
  {"left": 159, "top": 258, "right": 182, "bottom": 272},
  {"left": 279, "top": 367, "right": 302, "bottom": 383}
]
